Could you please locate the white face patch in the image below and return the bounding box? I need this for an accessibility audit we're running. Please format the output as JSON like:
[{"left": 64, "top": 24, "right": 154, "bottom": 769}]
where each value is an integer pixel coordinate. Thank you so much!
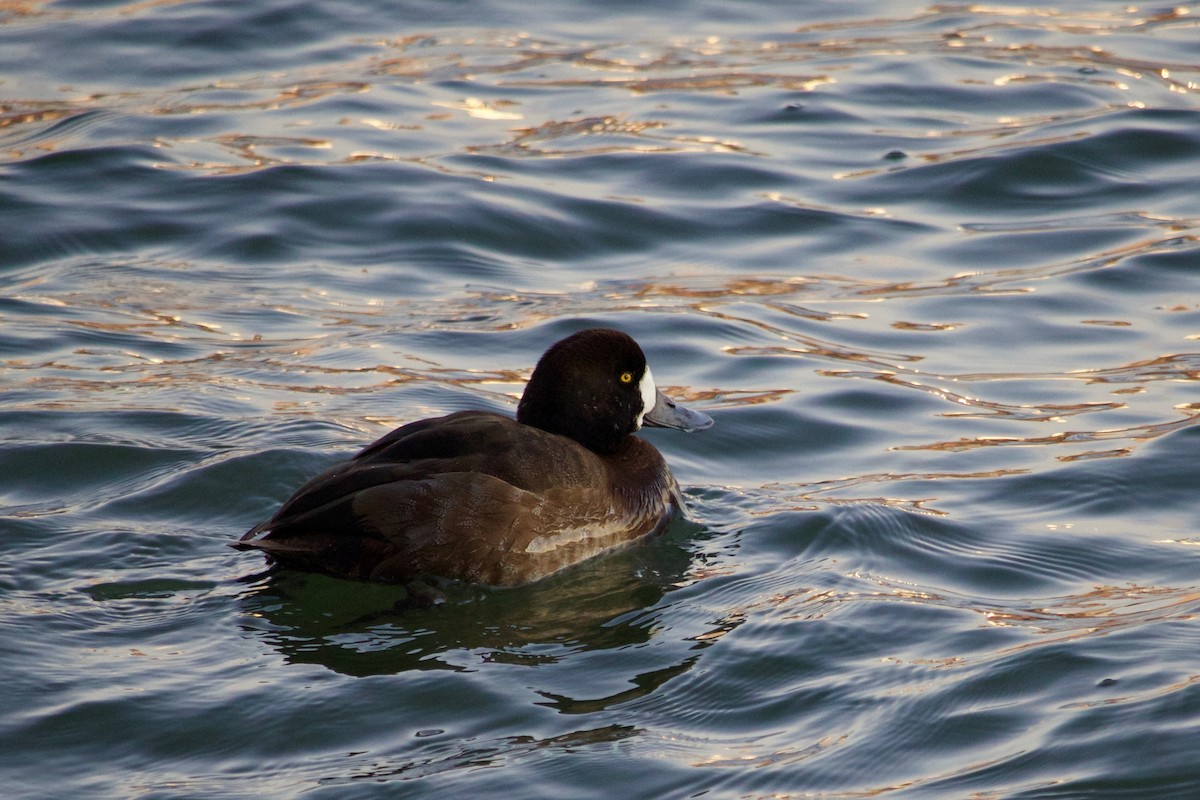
[{"left": 635, "top": 366, "right": 657, "bottom": 429}]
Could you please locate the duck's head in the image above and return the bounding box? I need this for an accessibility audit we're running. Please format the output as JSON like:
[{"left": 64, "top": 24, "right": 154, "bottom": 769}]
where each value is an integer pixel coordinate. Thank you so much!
[{"left": 517, "top": 328, "right": 714, "bottom": 454}]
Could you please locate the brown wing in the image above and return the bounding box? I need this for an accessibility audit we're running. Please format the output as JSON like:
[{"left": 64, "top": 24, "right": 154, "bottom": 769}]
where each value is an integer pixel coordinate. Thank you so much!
[
  {"left": 242, "top": 412, "right": 597, "bottom": 534},
  {"left": 236, "top": 411, "right": 662, "bottom": 585},
  {"left": 350, "top": 475, "right": 643, "bottom": 585}
]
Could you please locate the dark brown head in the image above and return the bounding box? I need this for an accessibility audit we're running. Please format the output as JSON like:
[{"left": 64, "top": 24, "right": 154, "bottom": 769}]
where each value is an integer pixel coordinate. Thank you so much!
[{"left": 517, "top": 328, "right": 712, "bottom": 454}]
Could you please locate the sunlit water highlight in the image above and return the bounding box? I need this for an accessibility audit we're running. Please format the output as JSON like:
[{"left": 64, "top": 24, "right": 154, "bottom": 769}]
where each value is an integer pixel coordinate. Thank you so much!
[{"left": 2, "top": 1, "right": 1199, "bottom": 797}]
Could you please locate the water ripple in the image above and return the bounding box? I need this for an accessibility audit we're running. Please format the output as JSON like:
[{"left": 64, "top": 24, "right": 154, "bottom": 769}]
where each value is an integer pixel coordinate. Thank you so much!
[{"left": 4, "top": 1, "right": 1200, "bottom": 797}]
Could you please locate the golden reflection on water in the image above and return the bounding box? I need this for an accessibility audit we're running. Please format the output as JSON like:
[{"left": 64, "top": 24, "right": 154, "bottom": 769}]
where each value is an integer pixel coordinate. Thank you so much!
[
  {"left": 5, "top": 4, "right": 1199, "bottom": 524},
  {"left": 749, "top": 565, "right": 1200, "bottom": 629},
  {"left": 836, "top": 372, "right": 1126, "bottom": 421},
  {"left": 896, "top": 404, "right": 1200, "bottom": 458},
  {"left": 429, "top": 273, "right": 1200, "bottom": 506},
  {"left": 12, "top": 263, "right": 1196, "bottom": 478},
  {"left": 3, "top": 5, "right": 1195, "bottom": 169},
  {"left": 984, "top": 583, "right": 1200, "bottom": 654},
  {"left": 505, "top": 72, "right": 834, "bottom": 94},
  {"left": 744, "top": 467, "right": 1031, "bottom": 517},
  {"left": 0, "top": 1, "right": 41, "bottom": 17},
  {"left": 777, "top": 572, "right": 1200, "bottom": 660}
]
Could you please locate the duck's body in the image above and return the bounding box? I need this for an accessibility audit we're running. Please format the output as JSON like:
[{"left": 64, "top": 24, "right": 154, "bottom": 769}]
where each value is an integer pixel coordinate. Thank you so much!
[{"left": 236, "top": 328, "right": 712, "bottom": 588}]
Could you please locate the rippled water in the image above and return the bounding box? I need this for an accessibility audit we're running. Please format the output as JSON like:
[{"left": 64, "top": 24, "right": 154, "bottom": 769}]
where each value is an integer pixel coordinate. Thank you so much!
[{"left": 3, "top": 1, "right": 1200, "bottom": 797}]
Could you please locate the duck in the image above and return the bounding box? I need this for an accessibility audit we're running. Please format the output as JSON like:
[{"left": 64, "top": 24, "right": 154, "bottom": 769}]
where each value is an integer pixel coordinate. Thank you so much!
[{"left": 235, "top": 327, "right": 713, "bottom": 592}]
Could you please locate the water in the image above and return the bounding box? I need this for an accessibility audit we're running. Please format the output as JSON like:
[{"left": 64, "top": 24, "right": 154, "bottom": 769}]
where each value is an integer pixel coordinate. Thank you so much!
[{"left": 2, "top": 1, "right": 1199, "bottom": 796}]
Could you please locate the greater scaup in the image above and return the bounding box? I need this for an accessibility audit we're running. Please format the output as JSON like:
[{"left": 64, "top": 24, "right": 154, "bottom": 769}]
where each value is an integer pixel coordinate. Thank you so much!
[{"left": 235, "top": 328, "right": 712, "bottom": 591}]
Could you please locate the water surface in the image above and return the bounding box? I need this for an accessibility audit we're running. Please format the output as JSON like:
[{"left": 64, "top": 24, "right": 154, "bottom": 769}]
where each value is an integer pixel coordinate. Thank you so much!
[{"left": 2, "top": 1, "right": 1200, "bottom": 797}]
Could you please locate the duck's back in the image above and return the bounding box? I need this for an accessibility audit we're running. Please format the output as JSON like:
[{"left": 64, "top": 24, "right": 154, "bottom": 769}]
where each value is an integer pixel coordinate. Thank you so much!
[{"left": 237, "top": 411, "right": 681, "bottom": 586}]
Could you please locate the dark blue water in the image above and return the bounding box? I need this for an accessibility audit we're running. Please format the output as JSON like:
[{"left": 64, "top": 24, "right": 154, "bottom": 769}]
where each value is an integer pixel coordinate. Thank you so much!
[{"left": 3, "top": 1, "right": 1200, "bottom": 797}]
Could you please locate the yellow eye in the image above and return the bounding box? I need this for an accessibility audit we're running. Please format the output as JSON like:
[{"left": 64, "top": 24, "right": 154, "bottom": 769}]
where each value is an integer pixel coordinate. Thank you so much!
[{"left": 620, "top": 371, "right": 634, "bottom": 384}]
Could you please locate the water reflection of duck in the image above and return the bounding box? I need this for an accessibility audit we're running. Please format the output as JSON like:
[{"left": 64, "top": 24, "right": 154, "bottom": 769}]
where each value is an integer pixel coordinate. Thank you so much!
[
  {"left": 235, "top": 328, "right": 712, "bottom": 598},
  {"left": 237, "top": 527, "right": 702, "bottom": 676}
]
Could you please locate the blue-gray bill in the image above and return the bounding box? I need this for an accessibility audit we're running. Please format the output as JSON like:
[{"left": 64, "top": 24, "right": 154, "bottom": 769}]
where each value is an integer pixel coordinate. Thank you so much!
[{"left": 643, "top": 389, "right": 714, "bottom": 432}]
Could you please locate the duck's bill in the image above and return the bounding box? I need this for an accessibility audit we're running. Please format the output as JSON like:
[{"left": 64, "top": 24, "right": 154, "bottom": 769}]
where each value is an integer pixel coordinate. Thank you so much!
[{"left": 643, "top": 389, "right": 714, "bottom": 432}]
